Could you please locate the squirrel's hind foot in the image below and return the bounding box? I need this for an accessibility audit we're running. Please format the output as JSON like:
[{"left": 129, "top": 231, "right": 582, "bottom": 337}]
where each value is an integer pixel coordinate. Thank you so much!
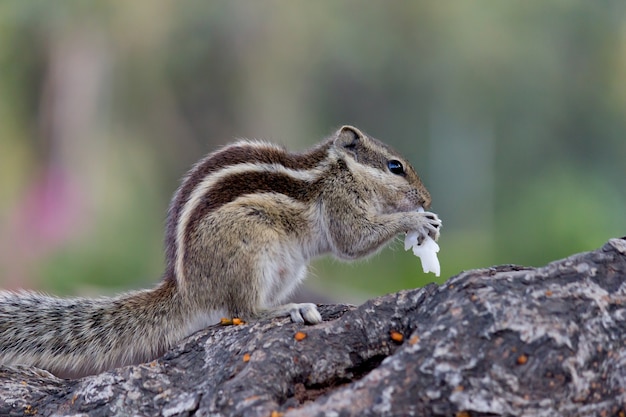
[{"left": 260, "top": 302, "right": 322, "bottom": 324}]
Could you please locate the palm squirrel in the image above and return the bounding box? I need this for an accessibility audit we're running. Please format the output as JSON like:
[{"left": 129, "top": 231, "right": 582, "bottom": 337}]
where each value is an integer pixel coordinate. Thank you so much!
[{"left": 0, "top": 125, "right": 441, "bottom": 378}]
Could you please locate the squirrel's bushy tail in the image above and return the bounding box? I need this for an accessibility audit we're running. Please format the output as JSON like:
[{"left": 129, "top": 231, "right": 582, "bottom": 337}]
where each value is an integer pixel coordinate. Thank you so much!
[{"left": 0, "top": 281, "right": 187, "bottom": 378}]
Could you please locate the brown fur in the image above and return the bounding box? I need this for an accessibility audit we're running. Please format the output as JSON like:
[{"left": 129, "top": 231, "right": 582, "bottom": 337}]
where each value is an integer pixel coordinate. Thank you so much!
[{"left": 0, "top": 125, "right": 441, "bottom": 377}]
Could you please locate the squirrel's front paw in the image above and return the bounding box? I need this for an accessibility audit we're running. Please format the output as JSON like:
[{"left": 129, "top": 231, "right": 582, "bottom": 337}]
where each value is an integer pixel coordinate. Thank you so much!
[
  {"left": 424, "top": 211, "right": 442, "bottom": 240},
  {"left": 410, "top": 211, "right": 441, "bottom": 242}
]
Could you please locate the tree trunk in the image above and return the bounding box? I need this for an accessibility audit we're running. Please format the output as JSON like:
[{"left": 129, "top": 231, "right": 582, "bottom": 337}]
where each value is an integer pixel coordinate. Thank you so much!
[{"left": 2, "top": 238, "right": 625, "bottom": 417}]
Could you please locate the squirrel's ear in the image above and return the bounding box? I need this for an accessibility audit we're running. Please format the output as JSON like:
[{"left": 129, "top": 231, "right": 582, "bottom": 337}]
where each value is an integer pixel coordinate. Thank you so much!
[{"left": 334, "top": 125, "right": 364, "bottom": 152}]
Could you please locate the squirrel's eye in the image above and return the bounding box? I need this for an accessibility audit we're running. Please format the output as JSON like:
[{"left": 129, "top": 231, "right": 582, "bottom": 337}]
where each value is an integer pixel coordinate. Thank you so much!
[{"left": 387, "top": 160, "right": 405, "bottom": 175}]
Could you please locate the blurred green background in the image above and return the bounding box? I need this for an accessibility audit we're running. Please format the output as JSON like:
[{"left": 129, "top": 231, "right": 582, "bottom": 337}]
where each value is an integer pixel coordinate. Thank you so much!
[{"left": 1, "top": 1, "right": 625, "bottom": 303}]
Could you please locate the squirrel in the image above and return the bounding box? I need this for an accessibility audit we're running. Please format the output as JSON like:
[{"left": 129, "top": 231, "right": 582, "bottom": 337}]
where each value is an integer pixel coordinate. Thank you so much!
[{"left": 0, "top": 125, "right": 441, "bottom": 378}]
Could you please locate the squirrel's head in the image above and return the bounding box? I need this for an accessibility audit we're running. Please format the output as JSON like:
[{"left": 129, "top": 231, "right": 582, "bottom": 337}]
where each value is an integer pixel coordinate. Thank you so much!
[{"left": 331, "top": 125, "right": 432, "bottom": 213}]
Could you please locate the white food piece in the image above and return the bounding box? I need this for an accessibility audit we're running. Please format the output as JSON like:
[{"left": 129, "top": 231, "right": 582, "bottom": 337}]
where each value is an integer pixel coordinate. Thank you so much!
[
  {"left": 406, "top": 234, "right": 440, "bottom": 277},
  {"left": 404, "top": 230, "right": 420, "bottom": 251},
  {"left": 405, "top": 206, "right": 441, "bottom": 276}
]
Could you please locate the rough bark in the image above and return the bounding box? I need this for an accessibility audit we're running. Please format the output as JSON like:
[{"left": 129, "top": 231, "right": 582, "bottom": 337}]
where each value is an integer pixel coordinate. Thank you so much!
[{"left": 2, "top": 238, "right": 625, "bottom": 417}]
